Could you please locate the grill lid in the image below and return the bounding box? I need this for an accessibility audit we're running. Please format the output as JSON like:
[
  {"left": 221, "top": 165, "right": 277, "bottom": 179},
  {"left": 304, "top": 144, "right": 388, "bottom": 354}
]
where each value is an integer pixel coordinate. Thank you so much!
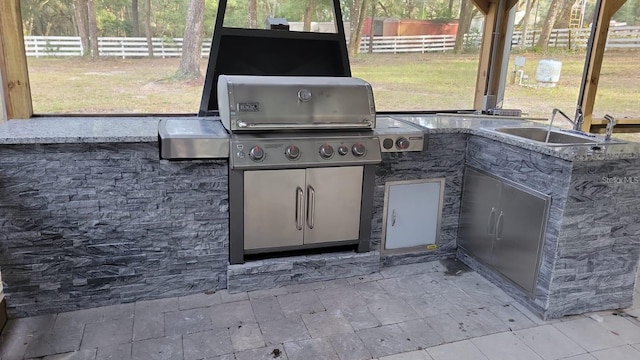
[{"left": 217, "top": 75, "right": 376, "bottom": 132}]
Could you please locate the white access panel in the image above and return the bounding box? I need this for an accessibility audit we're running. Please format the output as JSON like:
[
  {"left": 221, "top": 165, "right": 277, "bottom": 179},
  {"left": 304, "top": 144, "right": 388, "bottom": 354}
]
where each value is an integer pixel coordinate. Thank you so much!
[{"left": 382, "top": 179, "right": 445, "bottom": 252}]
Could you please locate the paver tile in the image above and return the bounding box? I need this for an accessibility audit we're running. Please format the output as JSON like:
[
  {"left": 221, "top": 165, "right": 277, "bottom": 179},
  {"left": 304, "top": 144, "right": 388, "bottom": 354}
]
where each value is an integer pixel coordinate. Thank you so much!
[
  {"left": 341, "top": 305, "right": 382, "bottom": 331},
  {"left": 259, "top": 315, "right": 310, "bottom": 345},
  {"left": 301, "top": 310, "right": 354, "bottom": 338},
  {"left": 316, "top": 284, "right": 367, "bottom": 310},
  {"left": 590, "top": 345, "right": 640, "bottom": 360},
  {"left": 328, "top": 332, "right": 372, "bottom": 360},
  {"left": 24, "top": 325, "right": 84, "bottom": 358},
  {"left": 133, "top": 311, "right": 164, "bottom": 341},
  {"left": 234, "top": 344, "right": 287, "bottom": 360},
  {"left": 277, "top": 290, "right": 325, "bottom": 316},
  {"left": 283, "top": 338, "right": 339, "bottom": 360},
  {"left": 134, "top": 297, "right": 179, "bottom": 316},
  {"left": 356, "top": 324, "right": 420, "bottom": 358},
  {"left": 164, "top": 307, "right": 212, "bottom": 336},
  {"left": 554, "top": 317, "right": 628, "bottom": 352},
  {"left": 514, "top": 324, "right": 585, "bottom": 360},
  {"left": 96, "top": 343, "right": 132, "bottom": 360},
  {"left": 209, "top": 300, "right": 256, "bottom": 329},
  {"left": 486, "top": 303, "right": 537, "bottom": 331},
  {"left": 178, "top": 292, "right": 222, "bottom": 310},
  {"left": 471, "top": 332, "right": 543, "bottom": 360},
  {"left": 368, "top": 298, "right": 421, "bottom": 325},
  {"left": 42, "top": 349, "right": 97, "bottom": 360},
  {"left": 250, "top": 296, "right": 285, "bottom": 322},
  {"left": 230, "top": 322, "right": 265, "bottom": 352},
  {"left": 427, "top": 340, "right": 489, "bottom": 360},
  {"left": 182, "top": 328, "right": 233, "bottom": 360},
  {"left": 448, "top": 307, "right": 509, "bottom": 338},
  {"left": 101, "top": 303, "right": 135, "bottom": 322},
  {"left": 131, "top": 335, "right": 183, "bottom": 360},
  {"left": 81, "top": 317, "right": 133, "bottom": 349},
  {"left": 3, "top": 314, "right": 56, "bottom": 336},
  {"left": 54, "top": 307, "right": 104, "bottom": 330},
  {"left": 397, "top": 319, "right": 444, "bottom": 348},
  {"left": 353, "top": 281, "right": 392, "bottom": 304},
  {"left": 423, "top": 314, "right": 469, "bottom": 343},
  {"left": 378, "top": 350, "right": 432, "bottom": 360}
]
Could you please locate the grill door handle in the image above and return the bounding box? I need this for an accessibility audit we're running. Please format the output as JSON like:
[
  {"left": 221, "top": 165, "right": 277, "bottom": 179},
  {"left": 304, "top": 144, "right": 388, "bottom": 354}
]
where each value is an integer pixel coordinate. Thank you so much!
[
  {"left": 487, "top": 207, "right": 496, "bottom": 237},
  {"left": 307, "top": 185, "right": 315, "bottom": 229},
  {"left": 295, "top": 187, "right": 304, "bottom": 231},
  {"left": 495, "top": 211, "right": 504, "bottom": 241}
]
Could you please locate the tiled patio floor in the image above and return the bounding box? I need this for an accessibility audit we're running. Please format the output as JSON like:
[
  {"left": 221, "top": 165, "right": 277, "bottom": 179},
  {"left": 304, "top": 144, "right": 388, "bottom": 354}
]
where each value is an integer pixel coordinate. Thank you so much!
[{"left": 2, "top": 260, "right": 640, "bottom": 360}]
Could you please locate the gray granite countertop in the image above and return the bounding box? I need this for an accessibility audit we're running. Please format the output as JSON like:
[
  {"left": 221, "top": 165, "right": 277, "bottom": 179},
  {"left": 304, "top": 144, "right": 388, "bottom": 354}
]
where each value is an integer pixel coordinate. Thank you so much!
[
  {"left": 391, "top": 113, "right": 640, "bottom": 162},
  {"left": 2, "top": 114, "right": 639, "bottom": 161},
  {"left": 0, "top": 116, "right": 228, "bottom": 144}
]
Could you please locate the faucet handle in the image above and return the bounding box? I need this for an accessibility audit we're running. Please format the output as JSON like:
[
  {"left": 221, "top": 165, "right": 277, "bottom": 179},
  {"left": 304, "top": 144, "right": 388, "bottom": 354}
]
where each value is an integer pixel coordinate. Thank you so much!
[
  {"left": 604, "top": 114, "right": 616, "bottom": 141},
  {"left": 604, "top": 114, "right": 616, "bottom": 125}
]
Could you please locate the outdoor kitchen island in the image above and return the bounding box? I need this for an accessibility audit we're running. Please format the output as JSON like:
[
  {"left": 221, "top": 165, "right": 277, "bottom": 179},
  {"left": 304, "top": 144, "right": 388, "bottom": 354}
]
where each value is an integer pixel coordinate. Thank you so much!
[{"left": 0, "top": 114, "right": 639, "bottom": 320}]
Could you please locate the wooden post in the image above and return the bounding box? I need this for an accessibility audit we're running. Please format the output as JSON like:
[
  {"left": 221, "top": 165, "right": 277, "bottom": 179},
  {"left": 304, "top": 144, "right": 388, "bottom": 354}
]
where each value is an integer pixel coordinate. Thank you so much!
[
  {"left": 0, "top": 0, "right": 33, "bottom": 120},
  {"left": 471, "top": 0, "right": 518, "bottom": 110},
  {"left": 581, "top": 0, "right": 627, "bottom": 132}
]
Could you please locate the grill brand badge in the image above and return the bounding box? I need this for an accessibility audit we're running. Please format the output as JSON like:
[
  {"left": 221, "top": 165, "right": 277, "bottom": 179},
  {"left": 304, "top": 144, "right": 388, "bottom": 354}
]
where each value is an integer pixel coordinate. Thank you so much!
[{"left": 238, "top": 102, "right": 260, "bottom": 112}]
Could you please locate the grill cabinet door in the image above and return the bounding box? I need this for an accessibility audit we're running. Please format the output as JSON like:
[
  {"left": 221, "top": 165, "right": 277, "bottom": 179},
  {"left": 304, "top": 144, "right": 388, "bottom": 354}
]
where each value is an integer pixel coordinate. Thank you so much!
[
  {"left": 492, "top": 181, "right": 549, "bottom": 295},
  {"left": 303, "top": 166, "right": 363, "bottom": 244},
  {"left": 458, "top": 167, "right": 501, "bottom": 265},
  {"left": 244, "top": 169, "right": 306, "bottom": 250}
]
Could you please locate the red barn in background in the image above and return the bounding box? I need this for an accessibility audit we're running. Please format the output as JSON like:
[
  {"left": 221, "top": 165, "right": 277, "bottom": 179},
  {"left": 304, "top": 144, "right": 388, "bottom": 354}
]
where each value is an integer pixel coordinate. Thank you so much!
[{"left": 362, "top": 17, "right": 459, "bottom": 36}]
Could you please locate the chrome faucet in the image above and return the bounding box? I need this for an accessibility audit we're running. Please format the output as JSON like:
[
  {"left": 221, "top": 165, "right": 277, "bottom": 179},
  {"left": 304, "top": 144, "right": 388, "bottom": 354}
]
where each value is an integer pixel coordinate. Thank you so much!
[
  {"left": 604, "top": 114, "right": 616, "bottom": 141},
  {"left": 545, "top": 108, "right": 586, "bottom": 143}
]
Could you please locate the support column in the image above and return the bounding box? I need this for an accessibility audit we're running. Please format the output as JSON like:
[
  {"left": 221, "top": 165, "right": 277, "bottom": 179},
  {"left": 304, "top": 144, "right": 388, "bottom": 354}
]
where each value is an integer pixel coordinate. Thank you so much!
[
  {"left": 0, "top": 0, "right": 32, "bottom": 120},
  {"left": 580, "top": 0, "right": 627, "bottom": 132},
  {"left": 471, "top": 0, "right": 518, "bottom": 111}
]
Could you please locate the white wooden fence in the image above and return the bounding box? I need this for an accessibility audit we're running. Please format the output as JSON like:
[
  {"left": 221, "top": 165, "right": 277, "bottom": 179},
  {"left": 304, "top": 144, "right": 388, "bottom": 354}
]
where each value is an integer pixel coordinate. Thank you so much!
[
  {"left": 24, "top": 36, "right": 212, "bottom": 58},
  {"left": 24, "top": 26, "right": 640, "bottom": 58}
]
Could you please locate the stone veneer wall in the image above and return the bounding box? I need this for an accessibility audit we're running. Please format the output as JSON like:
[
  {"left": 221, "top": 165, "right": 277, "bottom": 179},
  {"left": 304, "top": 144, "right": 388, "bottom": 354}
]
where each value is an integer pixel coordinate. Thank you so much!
[
  {"left": 546, "top": 159, "right": 640, "bottom": 318},
  {"left": 463, "top": 136, "right": 573, "bottom": 317},
  {"left": 373, "top": 133, "right": 467, "bottom": 266},
  {"left": 0, "top": 143, "right": 229, "bottom": 318},
  {"left": 463, "top": 136, "right": 640, "bottom": 319}
]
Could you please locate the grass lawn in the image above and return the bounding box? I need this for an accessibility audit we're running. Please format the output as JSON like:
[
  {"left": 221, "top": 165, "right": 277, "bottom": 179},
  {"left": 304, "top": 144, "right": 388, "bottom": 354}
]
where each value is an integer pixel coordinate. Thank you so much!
[{"left": 27, "top": 51, "right": 639, "bottom": 123}]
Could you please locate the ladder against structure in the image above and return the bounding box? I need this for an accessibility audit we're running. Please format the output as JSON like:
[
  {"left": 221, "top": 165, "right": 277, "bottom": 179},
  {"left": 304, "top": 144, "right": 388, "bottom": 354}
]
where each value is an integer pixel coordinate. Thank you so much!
[{"left": 570, "top": 5, "right": 581, "bottom": 29}]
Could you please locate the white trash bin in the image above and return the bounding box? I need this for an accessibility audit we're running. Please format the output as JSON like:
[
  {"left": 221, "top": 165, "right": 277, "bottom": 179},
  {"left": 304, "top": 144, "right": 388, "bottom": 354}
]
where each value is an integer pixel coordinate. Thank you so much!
[{"left": 535, "top": 59, "right": 562, "bottom": 87}]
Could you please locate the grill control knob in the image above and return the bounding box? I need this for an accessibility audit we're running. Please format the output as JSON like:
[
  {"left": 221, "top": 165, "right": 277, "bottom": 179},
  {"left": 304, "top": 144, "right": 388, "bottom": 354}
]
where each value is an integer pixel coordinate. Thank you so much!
[
  {"left": 338, "top": 145, "right": 349, "bottom": 156},
  {"left": 396, "top": 137, "right": 410, "bottom": 150},
  {"left": 285, "top": 145, "right": 300, "bottom": 160},
  {"left": 249, "top": 145, "right": 265, "bottom": 161},
  {"left": 319, "top": 144, "right": 334, "bottom": 159},
  {"left": 382, "top": 138, "right": 394, "bottom": 149},
  {"left": 352, "top": 143, "right": 366, "bottom": 157}
]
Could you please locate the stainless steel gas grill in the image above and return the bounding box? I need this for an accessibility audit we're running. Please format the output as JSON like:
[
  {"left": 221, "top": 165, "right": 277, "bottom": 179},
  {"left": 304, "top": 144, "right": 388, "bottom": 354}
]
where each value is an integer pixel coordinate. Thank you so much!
[{"left": 220, "top": 75, "right": 382, "bottom": 264}]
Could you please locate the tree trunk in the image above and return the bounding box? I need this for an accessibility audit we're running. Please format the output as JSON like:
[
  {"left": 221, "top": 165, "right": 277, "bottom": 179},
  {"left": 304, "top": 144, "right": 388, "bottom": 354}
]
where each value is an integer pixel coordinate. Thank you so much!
[
  {"left": 519, "top": 0, "right": 537, "bottom": 50},
  {"left": 178, "top": 0, "right": 205, "bottom": 79},
  {"left": 73, "top": 0, "right": 90, "bottom": 55},
  {"left": 248, "top": 0, "right": 257, "bottom": 28},
  {"left": 535, "top": 0, "right": 563, "bottom": 50},
  {"left": 132, "top": 0, "right": 140, "bottom": 36},
  {"left": 348, "top": 0, "right": 369, "bottom": 56},
  {"left": 303, "top": 0, "right": 315, "bottom": 32},
  {"left": 87, "top": 0, "right": 99, "bottom": 58},
  {"left": 454, "top": 0, "right": 475, "bottom": 54},
  {"left": 145, "top": 0, "right": 154, "bottom": 57}
]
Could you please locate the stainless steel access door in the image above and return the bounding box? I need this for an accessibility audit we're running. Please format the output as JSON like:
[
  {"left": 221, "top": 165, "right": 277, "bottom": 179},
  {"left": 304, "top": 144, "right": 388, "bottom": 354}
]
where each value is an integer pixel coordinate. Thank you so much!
[
  {"left": 458, "top": 167, "right": 501, "bottom": 265},
  {"left": 304, "top": 166, "right": 363, "bottom": 244},
  {"left": 492, "top": 181, "right": 549, "bottom": 295},
  {"left": 243, "top": 166, "right": 363, "bottom": 250},
  {"left": 244, "top": 169, "right": 306, "bottom": 250}
]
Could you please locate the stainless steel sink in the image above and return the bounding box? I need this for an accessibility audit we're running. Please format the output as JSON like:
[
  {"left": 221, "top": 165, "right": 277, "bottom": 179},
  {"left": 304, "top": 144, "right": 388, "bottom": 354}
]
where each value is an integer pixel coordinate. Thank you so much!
[{"left": 490, "top": 127, "right": 624, "bottom": 146}]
